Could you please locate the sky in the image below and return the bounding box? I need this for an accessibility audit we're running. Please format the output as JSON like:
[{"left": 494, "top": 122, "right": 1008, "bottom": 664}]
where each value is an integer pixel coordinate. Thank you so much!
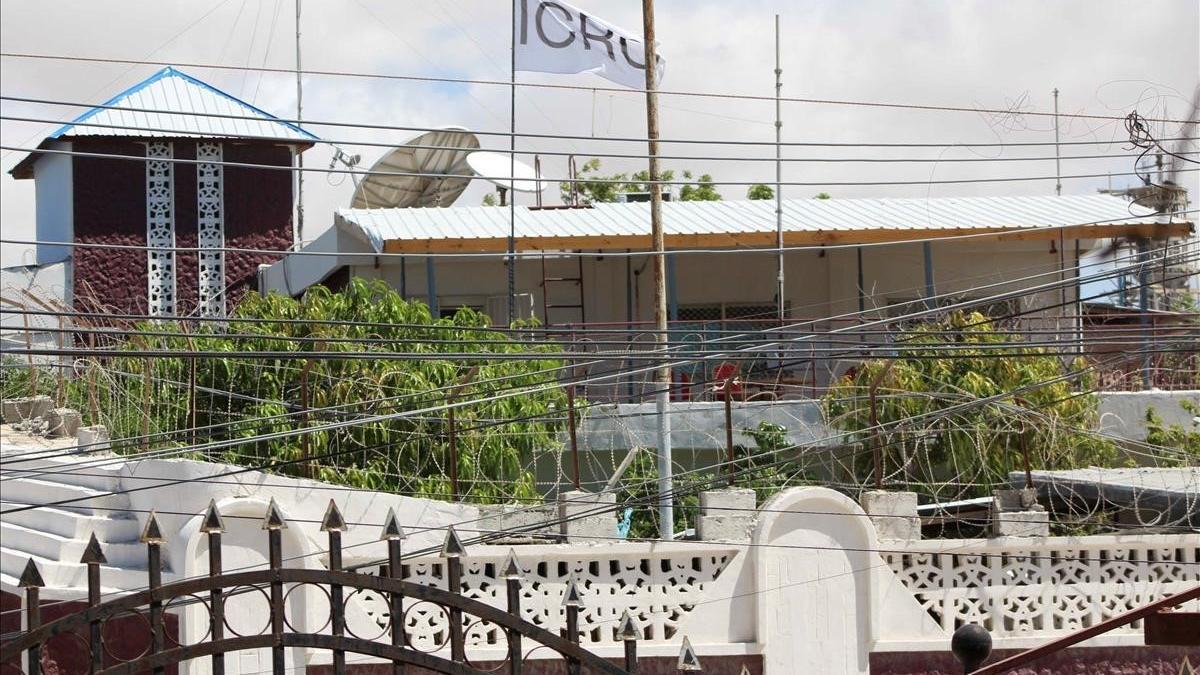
[{"left": 1, "top": 0, "right": 1198, "bottom": 269}]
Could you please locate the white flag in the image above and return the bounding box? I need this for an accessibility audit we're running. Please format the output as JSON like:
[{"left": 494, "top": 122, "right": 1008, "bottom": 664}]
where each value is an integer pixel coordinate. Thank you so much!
[{"left": 514, "top": 0, "right": 665, "bottom": 90}]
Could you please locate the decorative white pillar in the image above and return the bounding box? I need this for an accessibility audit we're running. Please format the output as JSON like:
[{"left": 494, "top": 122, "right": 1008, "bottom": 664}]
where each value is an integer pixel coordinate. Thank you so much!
[
  {"left": 196, "top": 142, "right": 226, "bottom": 317},
  {"left": 145, "top": 141, "right": 176, "bottom": 316}
]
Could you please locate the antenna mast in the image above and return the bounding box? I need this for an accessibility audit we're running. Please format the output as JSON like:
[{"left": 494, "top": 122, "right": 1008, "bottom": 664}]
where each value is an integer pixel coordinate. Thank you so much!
[{"left": 294, "top": 0, "right": 304, "bottom": 250}]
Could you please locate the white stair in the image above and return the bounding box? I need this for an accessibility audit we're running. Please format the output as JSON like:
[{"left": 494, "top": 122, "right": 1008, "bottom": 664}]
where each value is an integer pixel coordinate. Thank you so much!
[{"left": 0, "top": 443, "right": 168, "bottom": 598}]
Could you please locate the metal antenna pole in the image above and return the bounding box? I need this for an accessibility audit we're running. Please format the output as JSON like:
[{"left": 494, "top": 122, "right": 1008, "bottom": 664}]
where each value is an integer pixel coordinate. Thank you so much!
[
  {"left": 774, "top": 14, "right": 784, "bottom": 323},
  {"left": 294, "top": 0, "right": 304, "bottom": 250},
  {"left": 641, "top": 0, "right": 673, "bottom": 540},
  {"left": 1052, "top": 88, "right": 1061, "bottom": 196},
  {"left": 508, "top": 0, "right": 517, "bottom": 325}
]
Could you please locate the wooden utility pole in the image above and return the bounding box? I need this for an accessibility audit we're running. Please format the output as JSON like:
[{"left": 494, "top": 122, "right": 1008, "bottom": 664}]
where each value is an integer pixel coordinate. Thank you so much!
[{"left": 641, "top": 0, "right": 673, "bottom": 539}]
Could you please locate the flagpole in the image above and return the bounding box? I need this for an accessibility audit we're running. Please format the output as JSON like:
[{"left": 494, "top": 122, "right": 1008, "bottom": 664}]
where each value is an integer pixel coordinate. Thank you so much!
[
  {"left": 774, "top": 14, "right": 784, "bottom": 323},
  {"left": 507, "top": 0, "right": 517, "bottom": 326},
  {"left": 641, "top": 0, "right": 673, "bottom": 540}
]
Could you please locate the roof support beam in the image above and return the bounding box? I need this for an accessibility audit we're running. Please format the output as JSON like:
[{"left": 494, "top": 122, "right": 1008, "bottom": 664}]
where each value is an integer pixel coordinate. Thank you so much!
[{"left": 377, "top": 222, "right": 1193, "bottom": 255}]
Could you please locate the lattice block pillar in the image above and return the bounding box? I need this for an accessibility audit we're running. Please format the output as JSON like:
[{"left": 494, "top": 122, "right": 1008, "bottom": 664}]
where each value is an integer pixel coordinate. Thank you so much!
[
  {"left": 145, "top": 142, "right": 176, "bottom": 316},
  {"left": 196, "top": 142, "right": 226, "bottom": 317}
]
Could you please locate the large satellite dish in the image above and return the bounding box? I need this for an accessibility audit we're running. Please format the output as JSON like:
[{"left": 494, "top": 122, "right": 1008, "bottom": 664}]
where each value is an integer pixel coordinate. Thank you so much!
[
  {"left": 350, "top": 127, "right": 480, "bottom": 209},
  {"left": 466, "top": 151, "right": 544, "bottom": 206}
]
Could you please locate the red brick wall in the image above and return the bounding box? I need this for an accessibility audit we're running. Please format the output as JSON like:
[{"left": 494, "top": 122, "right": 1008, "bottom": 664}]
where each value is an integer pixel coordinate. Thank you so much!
[
  {"left": 70, "top": 138, "right": 295, "bottom": 317},
  {"left": 871, "top": 645, "right": 1199, "bottom": 674},
  {"left": 0, "top": 590, "right": 178, "bottom": 675}
]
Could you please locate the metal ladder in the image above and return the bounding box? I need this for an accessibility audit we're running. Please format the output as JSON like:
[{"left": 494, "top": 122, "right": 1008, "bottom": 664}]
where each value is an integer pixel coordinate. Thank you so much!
[{"left": 540, "top": 253, "right": 586, "bottom": 326}]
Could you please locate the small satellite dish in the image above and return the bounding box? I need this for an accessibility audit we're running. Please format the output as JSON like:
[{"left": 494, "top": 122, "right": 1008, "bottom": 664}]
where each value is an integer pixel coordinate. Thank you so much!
[
  {"left": 466, "top": 151, "right": 544, "bottom": 206},
  {"left": 350, "top": 127, "right": 480, "bottom": 209}
]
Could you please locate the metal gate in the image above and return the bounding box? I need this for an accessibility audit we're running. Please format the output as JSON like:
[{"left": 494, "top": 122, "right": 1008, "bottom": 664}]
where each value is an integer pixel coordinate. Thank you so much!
[{"left": 1, "top": 499, "right": 677, "bottom": 675}]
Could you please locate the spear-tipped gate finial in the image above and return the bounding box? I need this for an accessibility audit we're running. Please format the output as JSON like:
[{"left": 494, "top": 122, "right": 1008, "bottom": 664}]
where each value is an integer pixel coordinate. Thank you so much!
[
  {"left": 562, "top": 574, "right": 585, "bottom": 608},
  {"left": 199, "top": 498, "right": 226, "bottom": 534},
  {"left": 140, "top": 510, "right": 166, "bottom": 545},
  {"left": 18, "top": 558, "right": 45, "bottom": 588},
  {"left": 80, "top": 532, "right": 107, "bottom": 565},
  {"left": 617, "top": 610, "right": 639, "bottom": 641},
  {"left": 379, "top": 507, "right": 405, "bottom": 541},
  {"left": 501, "top": 548, "right": 524, "bottom": 581},
  {"left": 676, "top": 636, "right": 702, "bottom": 671},
  {"left": 321, "top": 499, "right": 348, "bottom": 533},
  {"left": 261, "top": 497, "right": 288, "bottom": 530},
  {"left": 441, "top": 524, "right": 466, "bottom": 558}
]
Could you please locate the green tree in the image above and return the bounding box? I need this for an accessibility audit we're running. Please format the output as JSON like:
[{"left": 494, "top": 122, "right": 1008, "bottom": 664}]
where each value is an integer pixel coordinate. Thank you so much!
[
  {"left": 561, "top": 158, "right": 722, "bottom": 204},
  {"left": 481, "top": 193, "right": 498, "bottom": 206},
  {"left": 814, "top": 192, "right": 831, "bottom": 199},
  {"left": 823, "top": 310, "right": 1122, "bottom": 496},
  {"left": 1, "top": 279, "right": 569, "bottom": 504},
  {"left": 747, "top": 184, "right": 774, "bottom": 200}
]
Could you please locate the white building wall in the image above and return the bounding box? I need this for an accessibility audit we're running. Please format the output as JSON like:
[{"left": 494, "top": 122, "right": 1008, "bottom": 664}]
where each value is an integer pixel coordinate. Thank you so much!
[{"left": 33, "top": 141, "right": 73, "bottom": 266}]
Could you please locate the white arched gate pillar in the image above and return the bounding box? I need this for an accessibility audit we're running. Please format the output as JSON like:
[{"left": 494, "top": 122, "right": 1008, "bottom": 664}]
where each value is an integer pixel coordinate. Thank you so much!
[{"left": 754, "top": 487, "right": 879, "bottom": 675}]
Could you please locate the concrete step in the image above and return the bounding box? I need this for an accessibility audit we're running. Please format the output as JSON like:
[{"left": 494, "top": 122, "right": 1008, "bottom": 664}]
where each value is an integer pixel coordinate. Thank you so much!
[
  {"left": 0, "top": 547, "right": 167, "bottom": 594},
  {"left": 0, "top": 453, "right": 125, "bottom": 492},
  {"left": 0, "top": 502, "right": 140, "bottom": 541},
  {"left": 0, "top": 476, "right": 130, "bottom": 515},
  {"left": 0, "top": 521, "right": 148, "bottom": 570}
]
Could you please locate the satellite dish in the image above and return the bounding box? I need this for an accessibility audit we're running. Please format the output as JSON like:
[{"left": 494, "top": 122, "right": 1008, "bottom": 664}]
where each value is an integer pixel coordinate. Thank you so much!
[
  {"left": 467, "top": 151, "right": 543, "bottom": 206},
  {"left": 350, "top": 127, "right": 480, "bottom": 209}
]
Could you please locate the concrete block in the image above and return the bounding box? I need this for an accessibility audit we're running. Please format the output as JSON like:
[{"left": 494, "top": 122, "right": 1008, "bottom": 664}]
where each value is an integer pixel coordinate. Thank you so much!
[
  {"left": 76, "top": 425, "right": 111, "bottom": 451},
  {"left": 861, "top": 490, "right": 921, "bottom": 541},
  {"left": 45, "top": 408, "right": 82, "bottom": 438},
  {"left": 993, "top": 488, "right": 1039, "bottom": 512},
  {"left": 478, "top": 503, "right": 558, "bottom": 543},
  {"left": 699, "top": 488, "right": 757, "bottom": 514},
  {"left": 558, "top": 490, "right": 617, "bottom": 544},
  {"left": 697, "top": 514, "right": 757, "bottom": 542},
  {"left": 2, "top": 395, "right": 53, "bottom": 423},
  {"left": 695, "top": 488, "right": 757, "bottom": 542},
  {"left": 992, "top": 510, "right": 1050, "bottom": 537}
]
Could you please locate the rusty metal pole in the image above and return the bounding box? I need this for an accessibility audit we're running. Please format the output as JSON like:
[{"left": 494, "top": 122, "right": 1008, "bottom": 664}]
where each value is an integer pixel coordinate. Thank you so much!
[
  {"left": 867, "top": 361, "right": 894, "bottom": 490},
  {"left": 205, "top": 521, "right": 225, "bottom": 675},
  {"left": 324, "top": 501, "right": 347, "bottom": 675},
  {"left": 447, "top": 402, "right": 459, "bottom": 501},
  {"left": 265, "top": 506, "right": 285, "bottom": 675},
  {"left": 142, "top": 353, "right": 152, "bottom": 452},
  {"left": 447, "top": 556, "right": 465, "bottom": 662},
  {"left": 567, "top": 379, "right": 581, "bottom": 491},
  {"left": 81, "top": 534, "right": 105, "bottom": 675},
  {"left": 19, "top": 560, "right": 44, "bottom": 675},
  {"left": 384, "top": 509, "right": 406, "bottom": 675},
  {"left": 141, "top": 513, "right": 165, "bottom": 675},
  {"left": 724, "top": 375, "right": 735, "bottom": 487}
]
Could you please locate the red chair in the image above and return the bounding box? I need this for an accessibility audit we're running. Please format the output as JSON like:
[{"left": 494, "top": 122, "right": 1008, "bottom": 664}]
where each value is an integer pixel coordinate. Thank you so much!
[
  {"left": 712, "top": 362, "right": 743, "bottom": 401},
  {"left": 672, "top": 371, "right": 692, "bottom": 401}
]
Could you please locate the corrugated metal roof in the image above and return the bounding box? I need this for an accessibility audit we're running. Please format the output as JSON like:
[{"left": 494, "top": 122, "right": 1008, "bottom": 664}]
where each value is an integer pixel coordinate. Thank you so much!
[
  {"left": 337, "top": 194, "right": 1181, "bottom": 252},
  {"left": 50, "top": 66, "right": 317, "bottom": 142}
]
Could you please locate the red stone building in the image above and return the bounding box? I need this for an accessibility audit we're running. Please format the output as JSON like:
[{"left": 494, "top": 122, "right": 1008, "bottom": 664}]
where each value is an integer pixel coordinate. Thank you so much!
[{"left": 9, "top": 67, "right": 317, "bottom": 317}]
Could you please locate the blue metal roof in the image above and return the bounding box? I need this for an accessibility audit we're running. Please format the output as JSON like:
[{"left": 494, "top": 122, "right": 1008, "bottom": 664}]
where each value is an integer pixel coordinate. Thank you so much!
[{"left": 48, "top": 66, "right": 318, "bottom": 141}]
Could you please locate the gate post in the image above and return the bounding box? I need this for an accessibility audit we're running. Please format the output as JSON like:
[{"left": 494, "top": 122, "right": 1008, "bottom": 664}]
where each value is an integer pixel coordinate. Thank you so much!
[
  {"left": 381, "top": 507, "right": 406, "bottom": 675},
  {"left": 200, "top": 499, "right": 227, "bottom": 675},
  {"left": 617, "top": 610, "right": 639, "bottom": 674},
  {"left": 501, "top": 550, "right": 524, "bottom": 675},
  {"left": 441, "top": 526, "right": 467, "bottom": 663},
  {"left": 80, "top": 533, "right": 106, "bottom": 675},
  {"left": 562, "top": 575, "right": 585, "bottom": 675},
  {"left": 322, "top": 500, "right": 349, "bottom": 675},
  {"left": 19, "top": 559, "right": 45, "bottom": 675},
  {"left": 262, "top": 499, "right": 287, "bottom": 675},
  {"left": 140, "top": 511, "right": 166, "bottom": 675}
]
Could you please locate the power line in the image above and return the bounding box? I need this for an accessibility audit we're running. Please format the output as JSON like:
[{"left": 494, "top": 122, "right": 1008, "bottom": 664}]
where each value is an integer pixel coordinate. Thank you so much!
[
  {"left": 5, "top": 112, "right": 1195, "bottom": 165},
  {"left": 5, "top": 94, "right": 1197, "bottom": 149},
  {"left": 8, "top": 142, "right": 1195, "bottom": 189},
  {"left": 1, "top": 51, "right": 1192, "bottom": 124}
]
